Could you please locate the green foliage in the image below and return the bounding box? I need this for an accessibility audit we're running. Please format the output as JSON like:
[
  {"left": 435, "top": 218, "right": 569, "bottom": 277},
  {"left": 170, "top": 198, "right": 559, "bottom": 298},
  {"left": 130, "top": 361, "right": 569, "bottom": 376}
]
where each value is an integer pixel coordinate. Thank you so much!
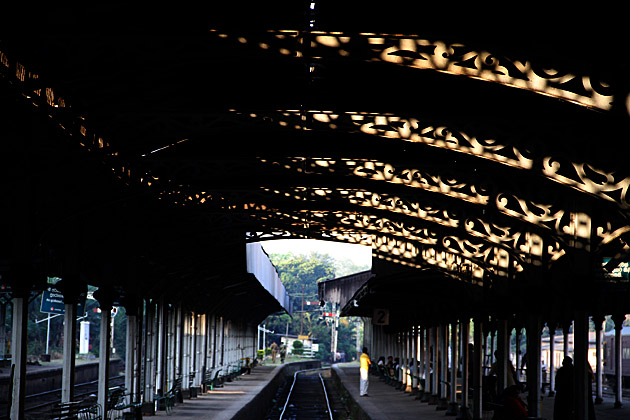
[
  {"left": 270, "top": 252, "right": 336, "bottom": 302},
  {"left": 262, "top": 251, "right": 364, "bottom": 362},
  {"left": 292, "top": 340, "right": 304, "bottom": 355}
]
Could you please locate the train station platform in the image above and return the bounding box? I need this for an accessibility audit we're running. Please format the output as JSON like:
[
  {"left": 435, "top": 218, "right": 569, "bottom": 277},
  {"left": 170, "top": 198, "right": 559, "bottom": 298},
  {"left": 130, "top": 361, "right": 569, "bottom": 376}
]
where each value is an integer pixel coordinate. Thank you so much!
[
  {"left": 150, "top": 360, "right": 320, "bottom": 420},
  {"left": 332, "top": 363, "right": 630, "bottom": 420}
]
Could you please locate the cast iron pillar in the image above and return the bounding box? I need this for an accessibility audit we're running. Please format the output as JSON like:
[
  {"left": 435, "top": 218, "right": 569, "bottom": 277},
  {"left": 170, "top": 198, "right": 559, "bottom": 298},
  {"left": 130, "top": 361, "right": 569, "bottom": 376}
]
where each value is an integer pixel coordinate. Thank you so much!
[
  {"left": 446, "top": 322, "right": 459, "bottom": 416},
  {"left": 562, "top": 320, "right": 571, "bottom": 359},
  {"left": 593, "top": 315, "right": 604, "bottom": 404},
  {"left": 573, "top": 311, "right": 591, "bottom": 420},
  {"left": 437, "top": 324, "right": 448, "bottom": 409},
  {"left": 94, "top": 287, "right": 116, "bottom": 420},
  {"left": 456, "top": 319, "right": 470, "bottom": 420},
  {"left": 472, "top": 316, "right": 483, "bottom": 420},
  {"left": 514, "top": 324, "right": 523, "bottom": 383},
  {"left": 612, "top": 313, "right": 624, "bottom": 408},
  {"left": 410, "top": 326, "right": 417, "bottom": 392},
  {"left": 55, "top": 279, "right": 86, "bottom": 404},
  {"left": 496, "top": 318, "right": 509, "bottom": 395},
  {"left": 9, "top": 285, "right": 30, "bottom": 420},
  {"left": 0, "top": 302, "right": 7, "bottom": 360},
  {"left": 121, "top": 295, "right": 142, "bottom": 406},
  {"left": 429, "top": 326, "right": 439, "bottom": 403},
  {"left": 526, "top": 316, "right": 542, "bottom": 418},
  {"left": 548, "top": 322, "right": 556, "bottom": 397}
]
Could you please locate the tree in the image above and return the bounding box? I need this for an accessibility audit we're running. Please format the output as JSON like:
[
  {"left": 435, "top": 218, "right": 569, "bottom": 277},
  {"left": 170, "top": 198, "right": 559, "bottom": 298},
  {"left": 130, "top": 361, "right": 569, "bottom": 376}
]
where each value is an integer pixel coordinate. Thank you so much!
[{"left": 262, "top": 251, "right": 367, "bottom": 362}]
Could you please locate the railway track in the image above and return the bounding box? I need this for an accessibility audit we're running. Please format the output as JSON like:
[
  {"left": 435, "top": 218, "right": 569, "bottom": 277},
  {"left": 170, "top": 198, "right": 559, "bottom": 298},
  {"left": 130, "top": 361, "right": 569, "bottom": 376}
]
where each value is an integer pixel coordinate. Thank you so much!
[
  {"left": 0, "top": 375, "right": 125, "bottom": 420},
  {"left": 266, "top": 368, "right": 348, "bottom": 420}
]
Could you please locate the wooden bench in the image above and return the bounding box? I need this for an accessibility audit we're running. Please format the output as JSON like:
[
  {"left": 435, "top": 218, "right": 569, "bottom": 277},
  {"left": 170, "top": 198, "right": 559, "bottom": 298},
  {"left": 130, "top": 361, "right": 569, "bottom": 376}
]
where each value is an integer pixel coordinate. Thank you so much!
[
  {"left": 154, "top": 376, "right": 183, "bottom": 414},
  {"left": 50, "top": 401, "right": 102, "bottom": 420},
  {"left": 226, "top": 360, "right": 242, "bottom": 381},
  {"left": 202, "top": 368, "right": 223, "bottom": 391},
  {"left": 108, "top": 387, "right": 143, "bottom": 420}
]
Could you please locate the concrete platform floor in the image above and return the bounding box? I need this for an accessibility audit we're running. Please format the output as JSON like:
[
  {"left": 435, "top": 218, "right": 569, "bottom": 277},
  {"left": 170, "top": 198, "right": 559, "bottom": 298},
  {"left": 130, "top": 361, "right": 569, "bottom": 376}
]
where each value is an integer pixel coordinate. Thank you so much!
[
  {"left": 333, "top": 362, "right": 630, "bottom": 420},
  {"left": 151, "top": 364, "right": 282, "bottom": 420},
  {"left": 141, "top": 361, "right": 630, "bottom": 420}
]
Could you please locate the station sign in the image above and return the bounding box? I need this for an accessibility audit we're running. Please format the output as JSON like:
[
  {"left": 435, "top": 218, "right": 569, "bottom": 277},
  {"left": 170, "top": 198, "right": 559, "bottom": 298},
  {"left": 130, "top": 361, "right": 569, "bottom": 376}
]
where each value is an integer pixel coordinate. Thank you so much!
[
  {"left": 40, "top": 287, "right": 87, "bottom": 317},
  {"left": 373, "top": 308, "right": 389, "bottom": 325}
]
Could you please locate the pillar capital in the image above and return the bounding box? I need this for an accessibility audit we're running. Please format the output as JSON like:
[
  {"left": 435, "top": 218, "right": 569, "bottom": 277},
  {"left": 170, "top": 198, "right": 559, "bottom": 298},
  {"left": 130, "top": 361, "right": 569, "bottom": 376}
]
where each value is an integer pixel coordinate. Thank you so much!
[
  {"left": 54, "top": 278, "right": 87, "bottom": 305},
  {"left": 120, "top": 294, "right": 143, "bottom": 317},
  {"left": 592, "top": 315, "right": 605, "bottom": 331},
  {"left": 93, "top": 287, "right": 118, "bottom": 311},
  {"left": 592, "top": 312, "right": 605, "bottom": 326},
  {"left": 544, "top": 319, "right": 558, "bottom": 332},
  {"left": 612, "top": 313, "right": 626, "bottom": 330}
]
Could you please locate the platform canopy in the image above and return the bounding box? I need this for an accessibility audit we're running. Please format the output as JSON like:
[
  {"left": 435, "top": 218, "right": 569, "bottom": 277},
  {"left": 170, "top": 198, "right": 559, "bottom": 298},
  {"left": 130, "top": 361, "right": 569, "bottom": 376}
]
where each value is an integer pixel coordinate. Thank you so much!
[{"left": 1, "top": 4, "right": 630, "bottom": 324}]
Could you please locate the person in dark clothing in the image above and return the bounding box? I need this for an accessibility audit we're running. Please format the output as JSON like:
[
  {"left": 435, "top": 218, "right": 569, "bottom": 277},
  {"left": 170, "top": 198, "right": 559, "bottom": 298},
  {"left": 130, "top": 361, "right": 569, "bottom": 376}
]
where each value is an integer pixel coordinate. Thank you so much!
[
  {"left": 501, "top": 385, "right": 528, "bottom": 420},
  {"left": 554, "top": 356, "right": 574, "bottom": 420}
]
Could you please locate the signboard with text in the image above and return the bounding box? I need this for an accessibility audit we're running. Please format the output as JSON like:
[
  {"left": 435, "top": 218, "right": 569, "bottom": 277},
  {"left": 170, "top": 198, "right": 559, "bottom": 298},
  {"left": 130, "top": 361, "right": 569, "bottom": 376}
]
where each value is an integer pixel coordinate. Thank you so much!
[
  {"left": 372, "top": 308, "right": 389, "bottom": 325},
  {"left": 40, "top": 287, "right": 87, "bottom": 317}
]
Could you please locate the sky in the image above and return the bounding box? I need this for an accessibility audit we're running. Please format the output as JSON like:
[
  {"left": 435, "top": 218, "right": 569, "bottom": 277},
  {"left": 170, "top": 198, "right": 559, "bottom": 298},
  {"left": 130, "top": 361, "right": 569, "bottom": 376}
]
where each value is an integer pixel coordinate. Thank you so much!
[{"left": 259, "top": 239, "right": 372, "bottom": 268}]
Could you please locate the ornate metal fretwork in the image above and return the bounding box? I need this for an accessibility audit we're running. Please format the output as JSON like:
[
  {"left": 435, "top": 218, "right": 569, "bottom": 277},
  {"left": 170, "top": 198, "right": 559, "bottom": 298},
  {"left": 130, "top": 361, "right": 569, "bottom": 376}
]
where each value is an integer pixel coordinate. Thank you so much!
[
  {"left": 247, "top": 110, "right": 630, "bottom": 211},
  {"left": 256, "top": 184, "right": 561, "bottom": 263},
  {"left": 256, "top": 156, "right": 629, "bottom": 248},
  {"left": 209, "top": 30, "right": 618, "bottom": 112}
]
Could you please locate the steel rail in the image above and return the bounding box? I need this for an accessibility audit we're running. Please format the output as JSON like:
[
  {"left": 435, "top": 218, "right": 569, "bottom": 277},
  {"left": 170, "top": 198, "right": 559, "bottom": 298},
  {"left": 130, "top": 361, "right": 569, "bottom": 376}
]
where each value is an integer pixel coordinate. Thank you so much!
[{"left": 279, "top": 368, "right": 333, "bottom": 420}]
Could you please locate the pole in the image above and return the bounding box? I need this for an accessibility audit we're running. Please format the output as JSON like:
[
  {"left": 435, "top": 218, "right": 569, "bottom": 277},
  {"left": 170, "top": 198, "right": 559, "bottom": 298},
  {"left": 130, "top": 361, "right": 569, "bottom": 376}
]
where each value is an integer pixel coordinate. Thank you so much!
[
  {"left": 300, "top": 285, "right": 305, "bottom": 336},
  {"left": 46, "top": 314, "right": 51, "bottom": 355}
]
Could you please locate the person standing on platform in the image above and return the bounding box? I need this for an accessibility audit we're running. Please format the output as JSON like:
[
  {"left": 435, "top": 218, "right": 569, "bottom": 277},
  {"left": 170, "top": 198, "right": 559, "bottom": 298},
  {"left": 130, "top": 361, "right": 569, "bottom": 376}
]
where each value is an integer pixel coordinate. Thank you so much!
[
  {"left": 279, "top": 342, "right": 287, "bottom": 364},
  {"left": 553, "top": 356, "right": 574, "bottom": 420},
  {"left": 360, "top": 347, "right": 371, "bottom": 396},
  {"left": 270, "top": 341, "right": 278, "bottom": 363}
]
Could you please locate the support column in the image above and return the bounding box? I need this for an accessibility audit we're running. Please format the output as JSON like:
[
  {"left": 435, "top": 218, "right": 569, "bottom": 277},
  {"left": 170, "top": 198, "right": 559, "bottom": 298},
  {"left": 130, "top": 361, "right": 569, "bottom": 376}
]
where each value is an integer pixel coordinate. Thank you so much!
[
  {"left": 10, "top": 290, "right": 29, "bottom": 420},
  {"left": 420, "top": 327, "right": 430, "bottom": 401},
  {"left": 144, "top": 301, "right": 157, "bottom": 411},
  {"left": 430, "top": 326, "right": 439, "bottom": 403},
  {"left": 563, "top": 320, "right": 571, "bottom": 359},
  {"left": 526, "top": 316, "right": 542, "bottom": 418},
  {"left": 418, "top": 326, "right": 425, "bottom": 396},
  {"left": 122, "top": 294, "right": 142, "bottom": 411},
  {"left": 61, "top": 302, "right": 78, "bottom": 403},
  {"left": 548, "top": 323, "right": 556, "bottom": 397},
  {"left": 422, "top": 327, "right": 432, "bottom": 402},
  {"left": 55, "top": 278, "right": 85, "bottom": 404},
  {"left": 125, "top": 313, "right": 137, "bottom": 400},
  {"left": 446, "top": 322, "right": 459, "bottom": 416},
  {"left": 489, "top": 326, "right": 496, "bottom": 378},
  {"left": 438, "top": 324, "right": 448, "bottom": 409},
  {"left": 0, "top": 302, "right": 7, "bottom": 359},
  {"left": 410, "top": 326, "right": 417, "bottom": 392},
  {"left": 94, "top": 288, "right": 115, "bottom": 420},
  {"left": 496, "top": 318, "right": 509, "bottom": 396},
  {"left": 134, "top": 302, "right": 144, "bottom": 405},
  {"left": 399, "top": 331, "right": 409, "bottom": 392},
  {"left": 573, "top": 311, "right": 590, "bottom": 420},
  {"left": 155, "top": 300, "right": 166, "bottom": 399},
  {"left": 515, "top": 326, "right": 522, "bottom": 383},
  {"left": 456, "top": 319, "right": 470, "bottom": 420},
  {"left": 594, "top": 316, "right": 604, "bottom": 404},
  {"left": 472, "top": 316, "right": 483, "bottom": 420},
  {"left": 612, "top": 313, "right": 624, "bottom": 409}
]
